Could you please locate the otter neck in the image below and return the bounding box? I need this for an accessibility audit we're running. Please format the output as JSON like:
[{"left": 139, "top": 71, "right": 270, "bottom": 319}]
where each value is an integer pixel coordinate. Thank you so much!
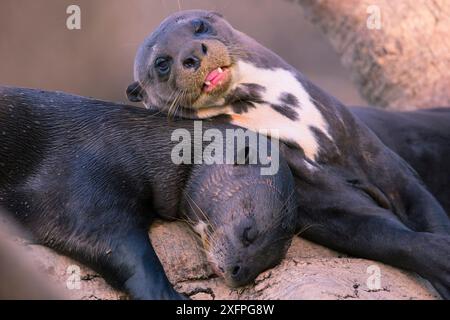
[{"left": 194, "top": 59, "right": 342, "bottom": 163}]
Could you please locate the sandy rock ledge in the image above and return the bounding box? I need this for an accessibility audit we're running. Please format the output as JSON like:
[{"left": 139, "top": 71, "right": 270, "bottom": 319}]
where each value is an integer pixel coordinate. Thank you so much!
[{"left": 19, "top": 221, "right": 439, "bottom": 300}]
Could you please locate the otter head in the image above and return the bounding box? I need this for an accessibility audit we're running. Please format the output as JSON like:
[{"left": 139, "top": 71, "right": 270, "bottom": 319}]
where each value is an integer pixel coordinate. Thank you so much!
[
  {"left": 181, "top": 144, "right": 297, "bottom": 288},
  {"left": 127, "top": 10, "right": 279, "bottom": 115}
]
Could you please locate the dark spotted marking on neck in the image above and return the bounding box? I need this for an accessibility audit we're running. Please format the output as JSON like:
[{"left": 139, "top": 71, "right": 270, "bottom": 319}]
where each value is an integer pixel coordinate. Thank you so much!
[
  {"left": 270, "top": 104, "right": 299, "bottom": 121},
  {"left": 279, "top": 92, "right": 300, "bottom": 108},
  {"left": 224, "top": 83, "right": 266, "bottom": 114},
  {"left": 310, "top": 126, "right": 341, "bottom": 163}
]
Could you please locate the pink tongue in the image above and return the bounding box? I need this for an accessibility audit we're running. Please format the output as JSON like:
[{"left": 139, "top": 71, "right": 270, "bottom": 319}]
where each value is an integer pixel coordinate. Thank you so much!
[{"left": 205, "top": 69, "right": 224, "bottom": 85}]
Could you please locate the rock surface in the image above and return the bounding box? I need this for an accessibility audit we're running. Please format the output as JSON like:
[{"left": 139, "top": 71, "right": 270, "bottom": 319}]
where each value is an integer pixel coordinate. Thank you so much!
[{"left": 20, "top": 221, "right": 439, "bottom": 300}]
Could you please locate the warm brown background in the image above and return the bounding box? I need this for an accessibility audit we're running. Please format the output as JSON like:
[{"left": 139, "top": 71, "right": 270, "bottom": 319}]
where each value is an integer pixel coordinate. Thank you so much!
[{"left": 0, "top": 0, "right": 364, "bottom": 105}]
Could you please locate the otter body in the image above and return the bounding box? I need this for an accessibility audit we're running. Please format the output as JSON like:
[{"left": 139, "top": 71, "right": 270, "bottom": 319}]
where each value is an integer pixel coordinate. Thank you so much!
[
  {"left": 352, "top": 107, "right": 450, "bottom": 214},
  {"left": 0, "top": 86, "right": 297, "bottom": 299},
  {"left": 130, "top": 10, "right": 450, "bottom": 298}
]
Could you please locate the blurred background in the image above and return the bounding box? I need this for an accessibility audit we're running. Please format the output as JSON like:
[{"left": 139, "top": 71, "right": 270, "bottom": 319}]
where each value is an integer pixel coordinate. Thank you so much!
[{"left": 0, "top": 0, "right": 364, "bottom": 105}]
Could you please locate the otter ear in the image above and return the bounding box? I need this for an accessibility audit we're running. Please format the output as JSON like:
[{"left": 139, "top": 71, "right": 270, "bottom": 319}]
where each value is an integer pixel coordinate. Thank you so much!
[{"left": 126, "top": 81, "right": 144, "bottom": 102}]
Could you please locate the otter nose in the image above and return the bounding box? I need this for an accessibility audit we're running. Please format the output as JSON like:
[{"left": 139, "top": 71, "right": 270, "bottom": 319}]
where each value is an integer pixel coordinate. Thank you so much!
[
  {"left": 181, "top": 43, "right": 207, "bottom": 71},
  {"left": 229, "top": 265, "right": 242, "bottom": 280},
  {"left": 182, "top": 55, "right": 201, "bottom": 70}
]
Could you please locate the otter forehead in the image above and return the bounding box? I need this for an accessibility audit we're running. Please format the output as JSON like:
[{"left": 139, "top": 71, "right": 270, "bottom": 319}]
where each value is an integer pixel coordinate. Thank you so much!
[
  {"left": 140, "top": 10, "right": 226, "bottom": 51},
  {"left": 159, "top": 10, "right": 224, "bottom": 26},
  {"left": 134, "top": 10, "right": 231, "bottom": 80}
]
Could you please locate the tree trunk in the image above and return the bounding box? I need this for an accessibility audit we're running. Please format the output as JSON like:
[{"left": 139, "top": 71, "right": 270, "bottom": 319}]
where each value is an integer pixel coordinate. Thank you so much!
[{"left": 294, "top": 0, "right": 450, "bottom": 110}]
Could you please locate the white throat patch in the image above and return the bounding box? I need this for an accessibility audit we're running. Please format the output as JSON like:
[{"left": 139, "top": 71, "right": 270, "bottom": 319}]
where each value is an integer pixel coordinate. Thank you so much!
[{"left": 225, "top": 61, "right": 332, "bottom": 161}]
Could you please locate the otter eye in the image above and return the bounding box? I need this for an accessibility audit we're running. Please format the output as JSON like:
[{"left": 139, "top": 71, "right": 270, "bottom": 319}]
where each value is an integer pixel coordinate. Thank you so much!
[
  {"left": 193, "top": 19, "right": 209, "bottom": 35},
  {"left": 242, "top": 226, "right": 258, "bottom": 246},
  {"left": 154, "top": 57, "right": 171, "bottom": 76}
]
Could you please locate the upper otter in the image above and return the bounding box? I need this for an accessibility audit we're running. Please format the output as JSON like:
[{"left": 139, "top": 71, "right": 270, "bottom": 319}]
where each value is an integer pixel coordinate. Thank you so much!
[
  {"left": 128, "top": 10, "right": 450, "bottom": 299},
  {"left": 127, "top": 10, "right": 330, "bottom": 161}
]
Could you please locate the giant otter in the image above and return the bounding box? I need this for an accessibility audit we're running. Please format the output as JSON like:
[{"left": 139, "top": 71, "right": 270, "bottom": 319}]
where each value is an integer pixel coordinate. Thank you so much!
[
  {"left": 0, "top": 86, "right": 297, "bottom": 299},
  {"left": 128, "top": 10, "right": 450, "bottom": 298}
]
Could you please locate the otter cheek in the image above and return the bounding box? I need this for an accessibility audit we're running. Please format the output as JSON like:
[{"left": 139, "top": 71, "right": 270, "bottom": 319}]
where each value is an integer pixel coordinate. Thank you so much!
[{"left": 176, "top": 65, "right": 202, "bottom": 89}]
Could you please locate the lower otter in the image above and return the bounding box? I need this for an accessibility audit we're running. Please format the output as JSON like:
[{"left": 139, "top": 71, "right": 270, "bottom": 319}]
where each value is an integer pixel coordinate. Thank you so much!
[
  {"left": 0, "top": 86, "right": 297, "bottom": 299},
  {"left": 128, "top": 10, "right": 450, "bottom": 298}
]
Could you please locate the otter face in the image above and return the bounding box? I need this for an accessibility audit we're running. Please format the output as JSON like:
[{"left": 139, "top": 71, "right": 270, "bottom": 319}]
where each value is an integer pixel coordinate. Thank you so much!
[
  {"left": 182, "top": 158, "right": 297, "bottom": 288},
  {"left": 127, "top": 10, "right": 247, "bottom": 112},
  {"left": 128, "top": 10, "right": 333, "bottom": 162}
]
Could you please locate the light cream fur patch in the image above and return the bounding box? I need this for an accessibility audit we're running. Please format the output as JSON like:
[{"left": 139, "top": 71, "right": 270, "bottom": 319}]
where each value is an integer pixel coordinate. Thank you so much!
[{"left": 227, "top": 61, "right": 331, "bottom": 161}]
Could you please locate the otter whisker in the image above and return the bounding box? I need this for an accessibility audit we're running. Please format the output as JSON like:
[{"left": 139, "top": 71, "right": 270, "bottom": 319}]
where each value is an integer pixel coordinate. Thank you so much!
[
  {"left": 257, "top": 188, "right": 297, "bottom": 239},
  {"left": 266, "top": 234, "right": 293, "bottom": 248},
  {"left": 178, "top": 210, "right": 218, "bottom": 255},
  {"left": 168, "top": 215, "right": 193, "bottom": 225},
  {"left": 184, "top": 206, "right": 221, "bottom": 251},
  {"left": 159, "top": 86, "right": 179, "bottom": 116},
  {"left": 170, "top": 89, "right": 187, "bottom": 119},
  {"left": 227, "top": 47, "right": 249, "bottom": 55},
  {"left": 295, "top": 223, "right": 323, "bottom": 237},
  {"left": 229, "top": 52, "right": 249, "bottom": 61},
  {"left": 167, "top": 89, "right": 182, "bottom": 119},
  {"left": 173, "top": 89, "right": 188, "bottom": 118},
  {"left": 167, "top": 94, "right": 178, "bottom": 118},
  {"left": 184, "top": 192, "right": 216, "bottom": 230}
]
